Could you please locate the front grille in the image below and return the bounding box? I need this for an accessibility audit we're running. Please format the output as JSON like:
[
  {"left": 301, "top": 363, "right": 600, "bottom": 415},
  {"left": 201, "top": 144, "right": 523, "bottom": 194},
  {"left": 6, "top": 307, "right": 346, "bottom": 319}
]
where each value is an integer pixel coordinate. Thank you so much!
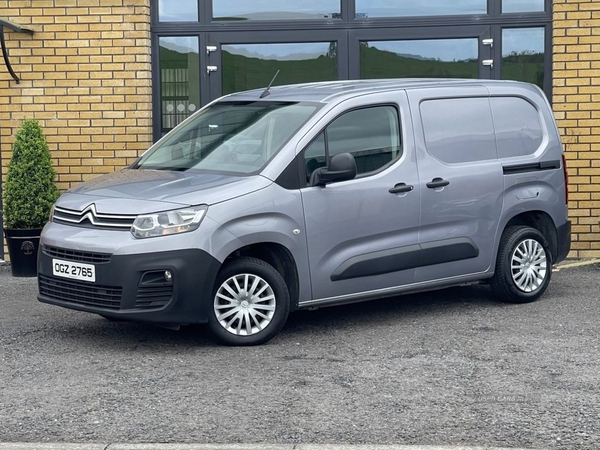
[
  {"left": 53, "top": 204, "right": 136, "bottom": 229},
  {"left": 43, "top": 246, "right": 111, "bottom": 264},
  {"left": 135, "top": 286, "right": 173, "bottom": 310},
  {"left": 39, "top": 275, "right": 122, "bottom": 310}
]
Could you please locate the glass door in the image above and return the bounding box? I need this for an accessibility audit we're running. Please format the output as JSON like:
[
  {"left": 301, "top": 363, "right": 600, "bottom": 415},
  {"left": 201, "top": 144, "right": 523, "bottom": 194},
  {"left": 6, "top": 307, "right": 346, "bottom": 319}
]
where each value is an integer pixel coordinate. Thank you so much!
[
  {"left": 154, "top": 34, "right": 207, "bottom": 138},
  {"left": 206, "top": 30, "right": 348, "bottom": 102},
  {"left": 349, "top": 26, "right": 493, "bottom": 80},
  {"left": 498, "top": 26, "right": 549, "bottom": 92}
]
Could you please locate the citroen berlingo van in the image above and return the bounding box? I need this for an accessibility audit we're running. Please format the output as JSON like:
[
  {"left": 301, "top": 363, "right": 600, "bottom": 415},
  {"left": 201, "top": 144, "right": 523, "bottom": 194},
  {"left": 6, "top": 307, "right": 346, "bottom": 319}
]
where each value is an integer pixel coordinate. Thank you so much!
[{"left": 38, "top": 79, "right": 571, "bottom": 345}]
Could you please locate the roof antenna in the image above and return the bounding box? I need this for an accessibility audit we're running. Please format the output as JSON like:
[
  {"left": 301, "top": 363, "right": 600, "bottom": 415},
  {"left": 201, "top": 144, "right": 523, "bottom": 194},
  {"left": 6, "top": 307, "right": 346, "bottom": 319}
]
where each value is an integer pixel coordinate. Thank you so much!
[{"left": 260, "top": 70, "right": 280, "bottom": 98}]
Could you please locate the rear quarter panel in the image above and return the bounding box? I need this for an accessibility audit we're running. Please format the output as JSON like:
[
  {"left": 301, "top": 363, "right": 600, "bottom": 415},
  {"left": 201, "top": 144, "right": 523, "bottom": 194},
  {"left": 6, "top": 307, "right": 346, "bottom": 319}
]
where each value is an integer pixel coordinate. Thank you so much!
[{"left": 487, "top": 83, "right": 569, "bottom": 262}]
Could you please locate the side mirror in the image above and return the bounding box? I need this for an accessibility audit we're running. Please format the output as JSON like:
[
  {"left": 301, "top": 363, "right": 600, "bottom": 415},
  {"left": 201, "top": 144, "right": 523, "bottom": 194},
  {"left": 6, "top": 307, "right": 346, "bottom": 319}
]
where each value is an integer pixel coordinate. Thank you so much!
[{"left": 310, "top": 152, "right": 357, "bottom": 187}]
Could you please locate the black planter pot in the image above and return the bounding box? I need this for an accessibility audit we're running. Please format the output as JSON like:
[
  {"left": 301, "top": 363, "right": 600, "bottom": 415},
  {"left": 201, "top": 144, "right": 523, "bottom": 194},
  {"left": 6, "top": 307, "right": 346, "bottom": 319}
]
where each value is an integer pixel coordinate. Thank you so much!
[{"left": 3, "top": 228, "right": 43, "bottom": 277}]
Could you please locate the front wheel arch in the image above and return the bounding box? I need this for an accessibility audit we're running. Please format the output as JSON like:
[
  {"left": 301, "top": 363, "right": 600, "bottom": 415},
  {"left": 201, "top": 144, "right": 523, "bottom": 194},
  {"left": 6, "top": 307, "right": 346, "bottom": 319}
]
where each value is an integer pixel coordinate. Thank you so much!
[{"left": 221, "top": 242, "right": 300, "bottom": 311}]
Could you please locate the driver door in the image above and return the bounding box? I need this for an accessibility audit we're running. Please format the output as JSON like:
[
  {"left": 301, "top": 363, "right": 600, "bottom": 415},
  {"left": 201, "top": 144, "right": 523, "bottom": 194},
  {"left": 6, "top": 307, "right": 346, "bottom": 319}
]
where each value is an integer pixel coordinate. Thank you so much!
[{"left": 299, "top": 94, "right": 421, "bottom": 302}]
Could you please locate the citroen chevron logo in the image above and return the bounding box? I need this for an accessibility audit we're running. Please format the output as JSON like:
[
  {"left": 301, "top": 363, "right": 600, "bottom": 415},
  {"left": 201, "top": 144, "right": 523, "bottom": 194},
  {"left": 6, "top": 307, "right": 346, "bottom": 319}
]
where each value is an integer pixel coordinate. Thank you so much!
[
  {"left": 53, "top": 204, "right": 135, "bottom": 228},
  {"left": 80, "top": 203, "right": 99, "bottom": 224}
]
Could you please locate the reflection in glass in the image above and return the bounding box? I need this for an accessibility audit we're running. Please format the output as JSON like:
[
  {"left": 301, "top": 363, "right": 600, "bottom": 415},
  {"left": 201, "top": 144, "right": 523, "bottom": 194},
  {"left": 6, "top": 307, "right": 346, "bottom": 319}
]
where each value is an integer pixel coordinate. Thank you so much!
[
  {"left": 327, "top": 106, "right": 401, "bottom": 174},
  {"left": 503, "top": 0, "right": 544, "bottom": 13},
  {"left": 159, "top": 37, "right": 200, "bottom": 132},
  {"left": 421, "top": 98, "right": 496, "bottom": 164},
  {"left": 139, "top": 102, "right": 319, "bottom": 174},
  {"left": 502, "top": 28, "right": 545, "bottom": 89},
  {"left": 355, "top": 0, "right": 485, "bottom": 18},
  {"left": 491, "top": 97, "right": 543, "bottom": 159},
  {"left": 213, "top": 0, "right": 340, "bottom": 20},
  {"left": 360, "top": 39, "right": 478, "bottom": 79},
  {"left": 158, "top": 0, "right": 198, "bottom": 22},
  {"left": 222, "top": 43, "right": 338, "bottom": 95}
]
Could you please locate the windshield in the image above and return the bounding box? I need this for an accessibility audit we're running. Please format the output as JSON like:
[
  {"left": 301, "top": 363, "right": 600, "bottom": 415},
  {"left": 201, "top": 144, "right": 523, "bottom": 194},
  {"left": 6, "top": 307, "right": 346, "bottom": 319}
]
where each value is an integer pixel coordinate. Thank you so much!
[{"left": 136, "top": 101, "right": 320, "bottom": 174}]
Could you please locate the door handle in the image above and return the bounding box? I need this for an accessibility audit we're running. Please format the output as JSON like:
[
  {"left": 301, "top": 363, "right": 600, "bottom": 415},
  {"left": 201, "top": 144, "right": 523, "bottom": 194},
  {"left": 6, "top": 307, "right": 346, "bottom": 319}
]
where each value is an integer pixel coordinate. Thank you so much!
[
  {"left": 426, "top": 178, "right": 450, "bottom": 189},
  {"left": 389, "top": 183, "right": 414, "bottom": 194}
]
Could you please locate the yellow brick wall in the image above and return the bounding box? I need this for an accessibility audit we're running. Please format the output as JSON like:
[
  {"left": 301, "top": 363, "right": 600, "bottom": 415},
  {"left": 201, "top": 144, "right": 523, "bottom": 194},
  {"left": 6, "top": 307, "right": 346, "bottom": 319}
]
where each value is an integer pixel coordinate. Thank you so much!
[
  {"left": 0, "top": 0, "right": 152, "bottom": 259},
  {"left": 1, "top": 0, "right": 598, "bottom": 261},
  {"left": 553, "top": 0, "right": 600, "bottom": 258}
]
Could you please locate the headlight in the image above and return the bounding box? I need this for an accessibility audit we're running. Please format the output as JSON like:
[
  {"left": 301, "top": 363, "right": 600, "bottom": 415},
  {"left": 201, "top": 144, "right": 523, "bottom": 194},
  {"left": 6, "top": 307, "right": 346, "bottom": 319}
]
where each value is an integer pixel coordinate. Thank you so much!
[{"left": 131, "top": 206, "right": 207, "bottom": 239}]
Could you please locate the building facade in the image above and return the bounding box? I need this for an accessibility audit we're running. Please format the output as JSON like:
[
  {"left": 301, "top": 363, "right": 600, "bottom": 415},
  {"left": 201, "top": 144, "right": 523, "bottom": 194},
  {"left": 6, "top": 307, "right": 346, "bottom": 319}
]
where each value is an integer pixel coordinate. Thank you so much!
[{"left": 0, "top": 0, "right": 598, "bottom": 259}]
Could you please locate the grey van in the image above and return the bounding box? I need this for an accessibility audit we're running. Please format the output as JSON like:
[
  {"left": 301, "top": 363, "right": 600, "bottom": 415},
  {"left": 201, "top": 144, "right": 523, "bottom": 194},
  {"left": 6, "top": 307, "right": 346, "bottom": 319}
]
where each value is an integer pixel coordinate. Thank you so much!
[{"left": 37, "top": 79, "right": 571, "bottom": 345}]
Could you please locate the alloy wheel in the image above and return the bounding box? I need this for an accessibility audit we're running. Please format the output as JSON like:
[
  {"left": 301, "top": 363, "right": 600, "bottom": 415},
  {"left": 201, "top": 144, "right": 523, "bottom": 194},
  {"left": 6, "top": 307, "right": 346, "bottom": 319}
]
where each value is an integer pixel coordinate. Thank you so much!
[
  {"left": 214, "top": 273, "right": 276, "bottom": 336},
  {"left": 510, "top": 238, "right": 548, "bottom": 293}
]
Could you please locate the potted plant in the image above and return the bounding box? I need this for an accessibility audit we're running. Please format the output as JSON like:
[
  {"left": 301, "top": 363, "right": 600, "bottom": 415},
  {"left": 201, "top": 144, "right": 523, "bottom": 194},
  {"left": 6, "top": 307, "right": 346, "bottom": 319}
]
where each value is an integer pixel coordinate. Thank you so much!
[{"left": 2, "top": 118, "right": 60, "bottom": 277}]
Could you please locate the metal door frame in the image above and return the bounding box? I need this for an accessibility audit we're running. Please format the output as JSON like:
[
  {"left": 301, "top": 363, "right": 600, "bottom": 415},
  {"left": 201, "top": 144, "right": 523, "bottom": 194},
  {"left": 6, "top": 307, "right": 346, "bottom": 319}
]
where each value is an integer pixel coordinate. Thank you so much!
[
  {"left": 206, "top": 30, "right": 349, "bottom": 103},
  {"left": 349, "top": 25, "right": 494, "bottom": 80}
]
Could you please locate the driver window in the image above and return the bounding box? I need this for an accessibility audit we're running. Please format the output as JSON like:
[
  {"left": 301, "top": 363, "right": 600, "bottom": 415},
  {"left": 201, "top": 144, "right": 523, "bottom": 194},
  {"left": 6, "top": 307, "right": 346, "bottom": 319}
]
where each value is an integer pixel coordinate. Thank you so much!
[
  {"left": 327, "top": 106, "right": 401, "bottom": 174},
  {"left": 303, "top": 105, "right": 402, "bottom": 184}
]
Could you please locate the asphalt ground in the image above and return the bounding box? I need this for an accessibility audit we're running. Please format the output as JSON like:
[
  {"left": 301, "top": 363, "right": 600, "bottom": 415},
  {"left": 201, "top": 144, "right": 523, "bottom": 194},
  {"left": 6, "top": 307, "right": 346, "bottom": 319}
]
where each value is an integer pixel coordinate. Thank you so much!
[
  {"left": 1, "top": 261, "right": 599, "bottom": 449},
  {"left": 0, "top": 444, "right": 536, "bottom": 450}
]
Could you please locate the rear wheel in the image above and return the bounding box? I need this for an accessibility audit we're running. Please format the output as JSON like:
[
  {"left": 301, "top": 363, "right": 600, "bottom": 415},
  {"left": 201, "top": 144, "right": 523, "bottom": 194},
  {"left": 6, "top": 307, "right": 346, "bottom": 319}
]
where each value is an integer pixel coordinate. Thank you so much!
[
  {"left": 208, "top": 256, "right": 290, "bottom": 346},
  {"left": 491, "top": 226, "right": 552, "bottom": 303}
]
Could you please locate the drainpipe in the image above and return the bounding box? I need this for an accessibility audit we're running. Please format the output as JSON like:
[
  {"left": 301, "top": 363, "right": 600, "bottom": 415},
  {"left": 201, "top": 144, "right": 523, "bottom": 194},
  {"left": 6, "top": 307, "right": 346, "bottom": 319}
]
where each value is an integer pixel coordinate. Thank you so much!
[{"left": 0, "top": 17, "right": 34, "bottom": 84}]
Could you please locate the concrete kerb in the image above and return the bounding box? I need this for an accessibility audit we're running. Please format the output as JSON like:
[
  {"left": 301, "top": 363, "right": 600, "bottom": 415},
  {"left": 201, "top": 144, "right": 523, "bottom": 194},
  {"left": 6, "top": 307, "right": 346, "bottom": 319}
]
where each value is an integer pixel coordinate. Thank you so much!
[
  {"left": 0, "top": 445, "right": 545, "bottom": 450},
  {"left": 553, "top": 258, "right": 600, "bottom": 271}
]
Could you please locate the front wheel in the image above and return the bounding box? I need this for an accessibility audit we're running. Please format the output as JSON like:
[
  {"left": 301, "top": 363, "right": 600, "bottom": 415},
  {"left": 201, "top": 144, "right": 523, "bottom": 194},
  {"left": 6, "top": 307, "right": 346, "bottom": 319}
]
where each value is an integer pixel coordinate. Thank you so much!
[
  {"left": 491, "top": 226, "right": 552, "bottom": 304},
  {"left": 208, "top": 257, "right": 290, "bottom": 346}
]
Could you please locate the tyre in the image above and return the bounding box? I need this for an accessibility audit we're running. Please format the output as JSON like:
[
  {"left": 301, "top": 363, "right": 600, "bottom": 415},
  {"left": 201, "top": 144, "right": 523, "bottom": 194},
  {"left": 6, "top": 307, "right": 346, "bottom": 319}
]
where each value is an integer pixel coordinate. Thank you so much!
[
  {"left": 491, "top": 226, "right": 552, "bottom": 303},
  {"left": 208, "top": 256, "right": 290, "bottom": 346}
]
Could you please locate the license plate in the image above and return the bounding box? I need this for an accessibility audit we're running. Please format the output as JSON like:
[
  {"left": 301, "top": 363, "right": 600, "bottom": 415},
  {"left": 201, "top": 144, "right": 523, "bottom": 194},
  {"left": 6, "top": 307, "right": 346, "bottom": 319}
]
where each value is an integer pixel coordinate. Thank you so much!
[{"left": 52, "top": 259, "right": 96, "bottom": 282}]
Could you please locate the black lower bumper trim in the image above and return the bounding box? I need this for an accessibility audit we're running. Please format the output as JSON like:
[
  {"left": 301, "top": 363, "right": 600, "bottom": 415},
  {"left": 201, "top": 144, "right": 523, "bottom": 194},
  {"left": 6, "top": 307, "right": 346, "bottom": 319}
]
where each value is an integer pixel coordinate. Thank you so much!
[
  {"left": 37, "top": 248, "right": 221, "bottom": 325},
  {"left": 555, "top": 220, "right": 571, "bottom": 264}
]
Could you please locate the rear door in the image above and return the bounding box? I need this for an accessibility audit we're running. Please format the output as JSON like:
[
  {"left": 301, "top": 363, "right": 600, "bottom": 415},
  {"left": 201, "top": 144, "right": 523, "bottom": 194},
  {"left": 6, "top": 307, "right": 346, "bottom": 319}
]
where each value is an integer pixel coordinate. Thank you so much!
[{"left": 407, "top": 86, "right": 504, "bottom": 283}]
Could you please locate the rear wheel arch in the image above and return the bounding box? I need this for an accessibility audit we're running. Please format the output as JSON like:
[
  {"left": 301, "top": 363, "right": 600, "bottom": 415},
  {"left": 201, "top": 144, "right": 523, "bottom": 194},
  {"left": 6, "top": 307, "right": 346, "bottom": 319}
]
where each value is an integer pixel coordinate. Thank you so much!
[{"left": 501, "top": 211, "right": 558, "bottom": 263}]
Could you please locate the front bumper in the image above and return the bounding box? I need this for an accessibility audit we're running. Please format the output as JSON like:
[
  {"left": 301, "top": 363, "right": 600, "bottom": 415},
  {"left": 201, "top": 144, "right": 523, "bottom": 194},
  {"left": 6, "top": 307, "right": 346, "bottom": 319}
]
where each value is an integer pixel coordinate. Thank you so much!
[{"left": 37, "top": 246, "right": 221, "bottom": 325}]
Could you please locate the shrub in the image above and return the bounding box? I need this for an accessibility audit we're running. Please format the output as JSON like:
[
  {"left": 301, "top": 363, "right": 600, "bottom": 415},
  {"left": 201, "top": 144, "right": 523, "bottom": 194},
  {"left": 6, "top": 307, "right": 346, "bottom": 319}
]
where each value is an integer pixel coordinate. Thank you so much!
[{"left": 2, "top": 118, "right": 60, "bottom": 229}]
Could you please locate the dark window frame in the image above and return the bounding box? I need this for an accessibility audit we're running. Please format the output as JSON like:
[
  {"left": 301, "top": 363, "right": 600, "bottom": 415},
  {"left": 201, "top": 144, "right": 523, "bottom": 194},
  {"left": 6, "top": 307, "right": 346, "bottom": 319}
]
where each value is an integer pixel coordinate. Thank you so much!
[{"left": 150, "top": 0, "right": 552, "bottom": 142}]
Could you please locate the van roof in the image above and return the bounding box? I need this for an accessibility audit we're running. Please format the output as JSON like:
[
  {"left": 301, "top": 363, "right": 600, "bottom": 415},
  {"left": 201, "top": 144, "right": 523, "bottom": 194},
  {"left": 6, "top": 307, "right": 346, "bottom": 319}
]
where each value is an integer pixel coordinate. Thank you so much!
[{"left": 222, "top": 78, "right": 532, "bottom": 104}]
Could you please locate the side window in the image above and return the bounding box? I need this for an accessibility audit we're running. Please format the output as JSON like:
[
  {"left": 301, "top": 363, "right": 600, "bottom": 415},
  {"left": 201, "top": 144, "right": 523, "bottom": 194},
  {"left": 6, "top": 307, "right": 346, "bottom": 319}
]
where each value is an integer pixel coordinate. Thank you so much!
[
  {"left": 328, "top": 106, "right": 401, "bottom": 174},
  {"left": 420, "top": 97, "right": 497, "bottom": 164},
  {"left": 304, "top": 105, "right": 402, "bottom": 182},
  {"left": 491, "top": 97, "right": 544, "bottom": 159}
]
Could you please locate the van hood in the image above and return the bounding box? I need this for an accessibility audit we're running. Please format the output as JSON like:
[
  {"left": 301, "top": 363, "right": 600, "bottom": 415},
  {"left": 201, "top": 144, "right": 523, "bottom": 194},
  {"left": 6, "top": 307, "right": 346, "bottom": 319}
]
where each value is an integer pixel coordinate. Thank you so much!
[{"left": 56, "top": 169, "right": 271, "bottom": 215}]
